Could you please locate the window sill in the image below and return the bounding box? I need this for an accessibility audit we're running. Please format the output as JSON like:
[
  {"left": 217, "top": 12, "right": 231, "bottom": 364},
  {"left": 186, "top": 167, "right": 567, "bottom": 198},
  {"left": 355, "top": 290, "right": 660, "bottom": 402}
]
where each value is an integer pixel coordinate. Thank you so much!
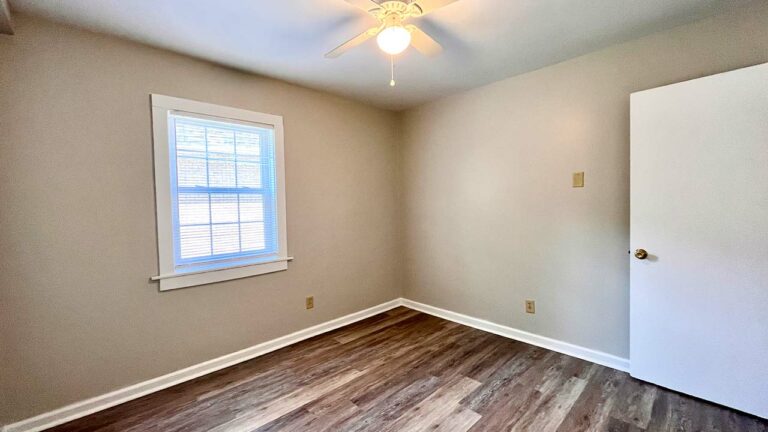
[{"left": 152, "top": 257, "right": 293, "bottom": 291}]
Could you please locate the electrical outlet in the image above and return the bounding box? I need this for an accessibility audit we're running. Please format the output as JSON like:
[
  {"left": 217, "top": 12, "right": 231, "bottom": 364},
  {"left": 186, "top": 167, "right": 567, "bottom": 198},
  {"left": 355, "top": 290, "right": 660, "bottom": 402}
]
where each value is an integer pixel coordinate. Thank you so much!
[
  {"left": 306, "top": 296, "right": 314, "bottom": 310},
  {"left": 525, "top": 300, "right": 536, "bottom": 314},
  {"left": 572, "top": 172, "right": 585, "bottom": 188}
]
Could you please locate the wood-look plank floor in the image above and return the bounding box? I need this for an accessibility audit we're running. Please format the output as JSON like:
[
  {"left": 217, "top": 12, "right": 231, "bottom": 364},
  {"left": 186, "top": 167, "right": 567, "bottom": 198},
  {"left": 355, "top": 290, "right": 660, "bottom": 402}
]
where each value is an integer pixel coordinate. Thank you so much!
[{"left": 49, "top": 308, "right": 768, "bottom": 432}]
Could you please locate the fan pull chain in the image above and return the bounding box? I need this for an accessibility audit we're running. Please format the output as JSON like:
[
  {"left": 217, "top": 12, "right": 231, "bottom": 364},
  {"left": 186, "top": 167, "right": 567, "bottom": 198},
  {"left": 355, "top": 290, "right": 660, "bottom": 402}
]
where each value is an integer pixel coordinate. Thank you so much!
[{"left": 390, "top": 55, "right": 396, "bottom": 87}]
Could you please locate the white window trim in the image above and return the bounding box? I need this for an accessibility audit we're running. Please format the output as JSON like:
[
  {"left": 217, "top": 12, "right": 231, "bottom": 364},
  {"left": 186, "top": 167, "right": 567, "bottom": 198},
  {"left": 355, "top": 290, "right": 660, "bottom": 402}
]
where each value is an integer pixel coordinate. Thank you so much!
[{"left": 150, "top": 94, "right": 290, "bottom": 291}]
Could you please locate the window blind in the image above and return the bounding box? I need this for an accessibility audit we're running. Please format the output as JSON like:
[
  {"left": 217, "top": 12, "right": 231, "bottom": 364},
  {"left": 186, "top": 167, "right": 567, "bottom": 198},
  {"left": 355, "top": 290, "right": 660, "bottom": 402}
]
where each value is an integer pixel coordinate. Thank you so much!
[{"left": 168, "top": 112, "right": 279, "bottom": 272}]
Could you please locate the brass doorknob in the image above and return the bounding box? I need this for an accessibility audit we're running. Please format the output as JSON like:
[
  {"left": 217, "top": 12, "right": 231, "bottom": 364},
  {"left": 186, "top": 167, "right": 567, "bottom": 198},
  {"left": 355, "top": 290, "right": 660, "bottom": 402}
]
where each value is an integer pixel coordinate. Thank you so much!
[{"left": 634, "top": 249, "right": 648, "bottom": 260}]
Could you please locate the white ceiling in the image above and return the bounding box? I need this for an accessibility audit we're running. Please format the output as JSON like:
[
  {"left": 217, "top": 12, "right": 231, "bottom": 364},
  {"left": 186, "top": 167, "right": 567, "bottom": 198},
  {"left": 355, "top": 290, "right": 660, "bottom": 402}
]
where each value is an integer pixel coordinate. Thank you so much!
[{"left": 9, "top": 0, "right": 751, "bottom": 110}]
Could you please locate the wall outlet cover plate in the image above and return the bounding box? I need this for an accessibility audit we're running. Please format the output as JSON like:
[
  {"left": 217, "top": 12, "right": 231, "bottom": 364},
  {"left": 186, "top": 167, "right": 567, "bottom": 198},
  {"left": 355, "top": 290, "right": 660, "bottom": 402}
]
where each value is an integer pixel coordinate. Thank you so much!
[
  {"left": 573, "top": 172, "right": 585, "bottom": 188},
  {"left": 525, "top": 300, "right": 536, "bottom": 314}
]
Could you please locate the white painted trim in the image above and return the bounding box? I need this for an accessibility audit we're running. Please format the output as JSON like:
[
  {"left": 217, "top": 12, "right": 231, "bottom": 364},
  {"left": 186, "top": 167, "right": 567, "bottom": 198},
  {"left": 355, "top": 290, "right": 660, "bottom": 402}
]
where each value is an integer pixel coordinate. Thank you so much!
[
  {"left": 1, "top": 299, "right": 402, "bottom": 432},
  {"left": 151, "top": 257, "right": 294, "bottom": 281},
  {"left": 400, "top": 298, "right": 630, "bottom": 373},
  {"left": 155, "top": 259, "right": 290, "bottom": 291}
]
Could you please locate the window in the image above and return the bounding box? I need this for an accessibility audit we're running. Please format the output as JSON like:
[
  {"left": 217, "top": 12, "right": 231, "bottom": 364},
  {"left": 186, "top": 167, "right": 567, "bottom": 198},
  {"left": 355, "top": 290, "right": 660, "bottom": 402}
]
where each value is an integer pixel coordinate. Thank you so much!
[{"left": 150, "top": 95, "right": 289, "bottom": 290}]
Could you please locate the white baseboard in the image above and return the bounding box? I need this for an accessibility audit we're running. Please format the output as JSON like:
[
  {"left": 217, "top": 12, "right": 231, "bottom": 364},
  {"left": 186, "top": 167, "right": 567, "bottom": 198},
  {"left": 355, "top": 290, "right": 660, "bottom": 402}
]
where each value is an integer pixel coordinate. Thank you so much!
[
  {"left": 4, "top": 297, "right": 630, "bottom": 432},
  {"left": 1, "top": 299, "right": 402, "bottom": 432},
  {"left": 400, "top": 298, "right": 630, "bottom": 373}
]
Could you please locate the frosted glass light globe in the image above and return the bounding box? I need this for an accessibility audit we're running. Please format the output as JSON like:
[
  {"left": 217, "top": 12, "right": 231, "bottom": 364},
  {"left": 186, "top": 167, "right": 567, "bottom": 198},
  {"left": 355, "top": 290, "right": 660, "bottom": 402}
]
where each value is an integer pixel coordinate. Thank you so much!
[{"left": 377, "top": 26, "right": 411, "bottom": 55}]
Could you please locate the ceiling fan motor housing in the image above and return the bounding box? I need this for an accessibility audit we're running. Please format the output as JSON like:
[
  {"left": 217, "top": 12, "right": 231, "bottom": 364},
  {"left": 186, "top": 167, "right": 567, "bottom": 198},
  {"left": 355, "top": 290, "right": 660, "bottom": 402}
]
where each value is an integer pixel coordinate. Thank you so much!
[{"left": 373, "top": 1, "right": 424, "bottom": 22}]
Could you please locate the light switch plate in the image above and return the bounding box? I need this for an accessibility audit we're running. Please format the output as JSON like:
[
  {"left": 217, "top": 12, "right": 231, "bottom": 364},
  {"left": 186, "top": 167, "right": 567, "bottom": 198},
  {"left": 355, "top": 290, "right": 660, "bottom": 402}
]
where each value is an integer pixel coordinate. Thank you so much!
[{"left": 573, "top": 172, "right": 585, "bottom": 188}]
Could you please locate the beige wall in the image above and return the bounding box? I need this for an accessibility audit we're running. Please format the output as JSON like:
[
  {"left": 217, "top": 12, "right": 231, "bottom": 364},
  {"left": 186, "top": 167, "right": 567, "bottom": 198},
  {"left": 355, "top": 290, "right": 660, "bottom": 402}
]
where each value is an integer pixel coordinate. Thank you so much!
[
  {"left": 0, "top": 15, "right": 401, "bottom": 424},
  {"left": 400, "top": 2, "right": 768, "bottom": 359}
]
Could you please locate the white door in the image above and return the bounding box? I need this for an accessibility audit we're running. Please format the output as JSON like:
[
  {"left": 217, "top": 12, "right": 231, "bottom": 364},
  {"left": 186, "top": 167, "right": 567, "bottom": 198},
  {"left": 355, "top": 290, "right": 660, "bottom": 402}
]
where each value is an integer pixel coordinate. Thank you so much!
[{"left": 630, "top": 63, "right": 768, "bottom": 419}]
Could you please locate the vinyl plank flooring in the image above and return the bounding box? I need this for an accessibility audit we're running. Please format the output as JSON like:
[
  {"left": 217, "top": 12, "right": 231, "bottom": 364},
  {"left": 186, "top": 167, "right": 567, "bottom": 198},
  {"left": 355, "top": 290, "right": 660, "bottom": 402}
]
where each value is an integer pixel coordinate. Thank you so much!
[
  {"left": 333, "top": 309, "right": 421, "bottom": 344},
  {"left": 466, "top": 383, "right": 541, "bottom": 431},
  {"left": 429, "top": 405, "right": 482, "bottom": 432},
  {"left": 605, "top": 417, "right": 646, "bottom": 432},
  {"left": 555, "top": 366, "right": 624, "bottom": 432},
  {"left": 610, "top": 376, "right": 660, "bottom": 429},
  {"left": 461, "top": 345, "right": 541, "bottom": 414},
  {"left": 509, "top": 375, "right": 589, "bottom": 432},
  {"left": 48, "top": 308, "right": 768, "bottom": 432},
  {"left": 333, "top": 375, "right": 443, "bottom": 432},
  {"left": 207, "top": 368, "right": 365, "bottom": 432},
  {"left": 381, "top": 376, "right": 481, "bottom": 432}
]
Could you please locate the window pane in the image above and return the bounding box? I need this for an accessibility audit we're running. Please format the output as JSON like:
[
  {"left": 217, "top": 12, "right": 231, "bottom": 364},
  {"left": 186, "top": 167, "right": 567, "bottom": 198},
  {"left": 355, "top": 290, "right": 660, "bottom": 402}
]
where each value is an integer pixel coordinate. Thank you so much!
[
  {"left": 239, "top": 194, "right": 264, "bottom": 222},
  {"left": 179, "top": 225, "right": 211, "bottom": 259},
  {"left": 237, "top": 161, "right": 261, "bottom": 188},
  {"left": 208, "top": 159, "right": 236, "bottom": 187},
  {"left": 210, "top": 193, "right": 239, "bottom": 224},
  {"left": 241, "top": 222, "right": 266, "bottom": 251},
  {"left": 175, "top": 123, "right": 206, "bottom": 153},
  {"left": 178, "top": 193, "right": 210, "bottom": 225},
  {"left": 236, "top": 131, "right": 260, "bottom": 157},
  {"left": 177, "top": 157, "right": 208, "bottom": 187},
  {"left": 206, "top": 128, "right": 235, "bottom": 155},
  {"left": 212, "top": 224, "right": 240, "bottom": 255}
]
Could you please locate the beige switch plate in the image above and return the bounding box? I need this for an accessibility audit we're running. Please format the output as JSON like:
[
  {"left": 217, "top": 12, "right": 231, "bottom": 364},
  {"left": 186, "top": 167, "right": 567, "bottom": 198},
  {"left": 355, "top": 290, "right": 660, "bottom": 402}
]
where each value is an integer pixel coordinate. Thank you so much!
[
  {"left": 525, "top": 300, "right": 536, "bottom": 314},
  {"left": 573, "top": 172, "right": 585, "bottom": 188},
  {"left": 306, "top": 296, "right": 314, "bottom": 310}
]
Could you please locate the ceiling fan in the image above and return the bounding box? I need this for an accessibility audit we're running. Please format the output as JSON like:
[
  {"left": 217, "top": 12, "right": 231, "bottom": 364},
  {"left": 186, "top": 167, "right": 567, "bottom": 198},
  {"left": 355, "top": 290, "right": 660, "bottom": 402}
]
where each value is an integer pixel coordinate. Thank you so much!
[{"left": 325, "top": 0, "right": 458, "bottom": 86}]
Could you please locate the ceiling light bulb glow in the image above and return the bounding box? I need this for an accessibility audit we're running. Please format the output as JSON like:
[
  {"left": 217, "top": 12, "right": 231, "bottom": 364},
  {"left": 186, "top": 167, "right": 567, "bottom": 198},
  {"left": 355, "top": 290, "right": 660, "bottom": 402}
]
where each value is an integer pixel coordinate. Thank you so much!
[{"left": 377, "top": 26, "right": 411, "bottom": 55}]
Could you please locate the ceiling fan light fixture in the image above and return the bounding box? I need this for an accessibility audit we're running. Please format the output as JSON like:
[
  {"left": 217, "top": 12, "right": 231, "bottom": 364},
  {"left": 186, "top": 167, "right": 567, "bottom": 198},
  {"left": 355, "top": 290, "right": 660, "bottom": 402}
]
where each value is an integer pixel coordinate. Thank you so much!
[{"left": 376, "top": 25, "right": 411, "bottom": 55}]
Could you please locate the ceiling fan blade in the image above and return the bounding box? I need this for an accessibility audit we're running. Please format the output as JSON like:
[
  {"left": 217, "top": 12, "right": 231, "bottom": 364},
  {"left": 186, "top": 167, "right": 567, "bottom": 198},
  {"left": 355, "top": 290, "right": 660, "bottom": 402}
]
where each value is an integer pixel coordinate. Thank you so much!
[
  {"left": 344, "top": 0, "right": 382, "bottom": 13},
  {"left": 407, "top": 25, "right": 443, "bottom": 57},
  {"left": 411, "top": 0, "right": 458, "bottom": 15},
  {"left": 325, "top": 27, "right": 381, "bottom": 58}
]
